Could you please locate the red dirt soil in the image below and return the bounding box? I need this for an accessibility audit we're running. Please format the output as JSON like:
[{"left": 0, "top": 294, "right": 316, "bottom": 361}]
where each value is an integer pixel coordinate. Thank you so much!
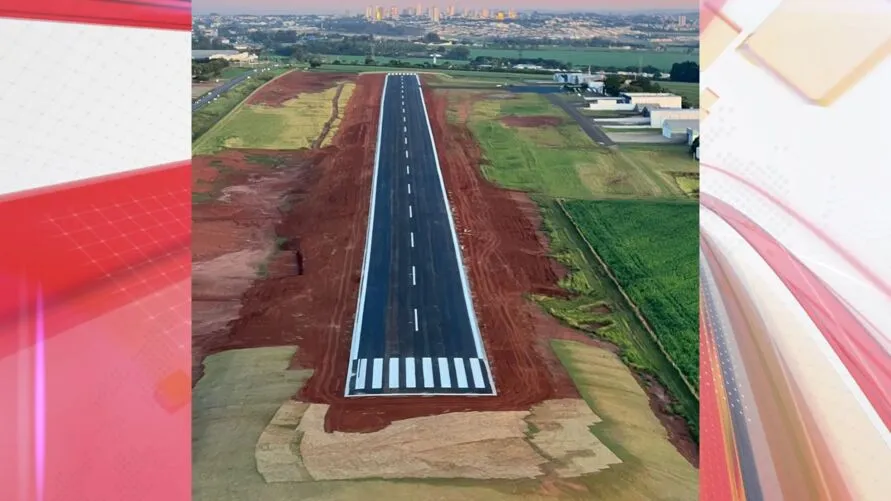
[
  {"left": 246, "top": 71, "right": 355, "bottom": 107},
  {"left": 193, "top": 72, "right": 698, "bottom": 465},
  {"left": 501, "top": 115, "right": 564, "bottom": 127}
]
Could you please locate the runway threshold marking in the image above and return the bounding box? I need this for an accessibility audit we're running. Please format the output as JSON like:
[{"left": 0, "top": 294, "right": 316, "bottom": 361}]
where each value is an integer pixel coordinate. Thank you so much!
[
  {"left": 372, "top": 358, "right": 384, "bottom": 389},
  {"left": 454, "top": 358, "right": 469, "bottom": 388},
  {"left": 438, "top": 357, "right": 451, "bottom": 388},
  {"left": 469, "top": 359, "right": 485, "bottom": 388},
  {"left": 355, "top": 359, "right": 367, "bottom": 390},
  {"left": 405, "top": 358, "right": 416, "bottom": 388},
  {"left": 388, "top": 358, "right": 400, "bottom": 389},
  {"left": 422, "top": 357, "right": 434, "bottom": 388}
]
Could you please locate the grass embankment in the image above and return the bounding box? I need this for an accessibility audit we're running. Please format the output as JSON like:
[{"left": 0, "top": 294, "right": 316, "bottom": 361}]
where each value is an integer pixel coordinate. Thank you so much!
[
  {"left": 452, "top": 90, "right": 700, "bottom": 434},
  {"left": 192, "top": 67, "right": 291, "bottom": 142},
  {"left": 194, "top": 81, "right": 355, "bottom": 155},
  {"left": 552, "top": 340, "right": 699, "bottom": 499}
]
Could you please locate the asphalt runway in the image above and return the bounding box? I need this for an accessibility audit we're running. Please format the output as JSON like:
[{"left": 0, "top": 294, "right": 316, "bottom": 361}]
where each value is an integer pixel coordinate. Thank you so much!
[
  {"left": 192, "top": 70, "right": 256, "bottom": 112},
  {"left": 545, "top": 93, "right": 617, "bottom": 147},
  {"left": 345, "top": 73, "right": 496, "bottom": 397}
]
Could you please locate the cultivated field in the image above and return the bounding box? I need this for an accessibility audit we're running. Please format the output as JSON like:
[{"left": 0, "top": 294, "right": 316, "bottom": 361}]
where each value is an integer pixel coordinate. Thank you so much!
[
  {"left": 560, "top": 199, "right": 700, "bottom": 386},
  {"left": 470, "top": 47, "right": 698, "bottom": 71}
]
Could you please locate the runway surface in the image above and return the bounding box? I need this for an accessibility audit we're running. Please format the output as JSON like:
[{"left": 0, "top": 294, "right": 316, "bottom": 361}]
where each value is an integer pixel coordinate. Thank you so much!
[
  {"left": 192, "top": 70, "right": 256, "bottom": 112},
  {"left": 545, "top": 93, "right": 616, "bottom": 146},
  {"left": 345, "top": 73, "right": 495, "bottom": 397}
]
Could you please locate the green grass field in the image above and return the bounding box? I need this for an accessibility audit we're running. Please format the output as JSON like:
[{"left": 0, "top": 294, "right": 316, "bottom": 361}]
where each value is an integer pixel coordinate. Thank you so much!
[
  {"left": 320, "top": 54, "right": 466, "bottom": 66},
  {"left": 657, "top": 81, "right": 700, "bottom": 107},
  {"left": 470, "top": 47, "right": 698, "bottom": 71},
  {"left": 448, "top": 88, "right": 700, "bottom": 435},
  {"left": 560, "top": 199, "right": 699, "bottom": 386},
  {"left": 192, "top": 68, "right": 290, "bottom": 142},
  {"left": 463, "top": 94, "right": 696, "bottom": 200},
  {"left": 194, "top": 80, "right": 353, "bottom": 155}
]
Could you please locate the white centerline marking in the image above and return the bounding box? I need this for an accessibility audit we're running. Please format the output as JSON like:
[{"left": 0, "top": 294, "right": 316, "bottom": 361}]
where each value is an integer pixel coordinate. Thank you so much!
[
  {"left": 388, "top": 358, "right": 400, "bottom": 389},
  {"left": 407, "top": 183, "right": 411, "bottom": 194},
  {"left": 405, "top": 358, "right": 416, "bottom": 388},
  {"left": 405, "top": 150, "right": 408, "bottom": 158},
  {"left": 372, "top": 358, "right": 384, "bottom": 389},
  {"left": 410, "top": 231, "right": 414, "bottom": 247},
  {"left": 414, "top": 308, "right": 419, "bottom": 332},
  {"left": 404, "top": 137, "right": 407, "bottom": 145},
  {"left": 404, "top": 126, "right": 407, "bottom": 133},
  {"left": 355, "top": 359, "right": 368, "bottom": 390},
  {"left": 403, "top": 116, "right": 406, "bottom": 122},
  {"left": 469, "top": 359, "right": 485, "bottom": 388},
  {"left": 409, "top": 205, "right": 413, "bottom": 218},
  {"left": 412, "top": 265, "right": 416, "bottom": 285},
  {"left": 402, "top": 107, "right": 405, "bottom": 113},
  {"left": 406, "top": 165, "right": 410, "bottom": 174},
  {"left": 454, "top": 358, "right": 469, "bottom": 388},
  {"left": 438, "top": 357, "right": 452, "bottom": 388},
  {"left": 422, "top": 358, "right": 434, "bottom": 388}
]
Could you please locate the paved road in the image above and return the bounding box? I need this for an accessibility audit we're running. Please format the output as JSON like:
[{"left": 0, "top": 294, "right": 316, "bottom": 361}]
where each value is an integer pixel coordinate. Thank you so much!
[
  {"left": 192, "top": 70, "right": 257, "bottom": 112},
  {"left": 545, "top": 93, "right": 616, "bottom": 147},
  {"left": 345, "top": 73, "right": 496, "bottom": 397}
]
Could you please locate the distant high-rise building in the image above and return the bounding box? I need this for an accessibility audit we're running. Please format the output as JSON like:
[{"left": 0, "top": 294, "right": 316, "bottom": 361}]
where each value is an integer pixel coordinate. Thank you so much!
[
  {"left": 496, "top": 11, "right": 505, "bottom": 21},
  {"left": 389, "top": 6, "right": 399, "bottom": 18},
  {"left": 678, "top": 15, "right": 687, "bottom": 26},
  {"left": 481, "top": 8, "right": 490, "bottom": 19},
  {"left": 416, "top": 3, "right": 422, "bottom": 17},
  {"left": 462, "top": 7, "right": 470, "bottom": 17},
  {"left": 508, "top": 8, "right": 517, "bottom": 19},
  {"left": 432, "top": 6, "right": 440, "bottom": 22},
  {"left": 447, "top": 5, "right": 456, "bottom": 17},
  {"left": 365, "top": 5, "right": 373, "bottom": 20},
  {"left": 375, "top": 5, "right": 383, "bottom": 21}
]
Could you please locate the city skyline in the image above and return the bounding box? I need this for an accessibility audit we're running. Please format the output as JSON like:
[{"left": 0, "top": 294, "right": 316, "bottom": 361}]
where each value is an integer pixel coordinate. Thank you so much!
[{"left": 193, "top": 0, "right": 698, "bottom": 15}]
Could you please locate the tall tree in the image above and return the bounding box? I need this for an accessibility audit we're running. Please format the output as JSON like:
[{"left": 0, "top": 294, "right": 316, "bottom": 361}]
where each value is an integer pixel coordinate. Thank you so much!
[{"left": 669, "top": 61, "right": 700, "bottom": 83}]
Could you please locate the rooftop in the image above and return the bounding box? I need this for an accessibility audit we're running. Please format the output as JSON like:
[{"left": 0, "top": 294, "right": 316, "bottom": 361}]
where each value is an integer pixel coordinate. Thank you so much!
[
  {"left": 663, "top": 119, "right": 700, "bottom": 131},
  {"left": 622, "top": 92, "right": 680, "bottom": 97}
]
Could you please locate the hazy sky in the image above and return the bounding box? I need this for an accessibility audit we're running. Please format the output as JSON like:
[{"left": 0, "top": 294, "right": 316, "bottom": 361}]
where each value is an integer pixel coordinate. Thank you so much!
[{"left": 194, "top": 0, "right": 698, "bottom": 15}]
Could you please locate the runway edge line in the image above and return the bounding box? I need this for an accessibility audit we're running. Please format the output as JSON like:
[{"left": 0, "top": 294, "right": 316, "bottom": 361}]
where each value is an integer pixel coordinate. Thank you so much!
[
  {"left": 344, "top": 73, "right": 390, "bottom": 397},
  {"left": 415, "top": 73, "right": 498, "bottom": 396}
]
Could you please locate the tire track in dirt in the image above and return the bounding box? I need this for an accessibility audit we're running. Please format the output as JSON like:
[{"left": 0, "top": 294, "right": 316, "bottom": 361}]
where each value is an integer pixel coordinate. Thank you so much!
[{"left": 311, "top": 82, "right": 346, "bottom": 149}]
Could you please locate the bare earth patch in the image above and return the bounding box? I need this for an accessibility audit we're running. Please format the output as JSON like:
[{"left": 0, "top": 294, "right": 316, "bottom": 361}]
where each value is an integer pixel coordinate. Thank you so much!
[{"left": 256, "top": 398, "right": 620, "bottom": 482}]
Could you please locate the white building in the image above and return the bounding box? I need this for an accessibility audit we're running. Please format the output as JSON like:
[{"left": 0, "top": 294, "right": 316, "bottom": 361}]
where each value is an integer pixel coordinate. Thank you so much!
[
  {"left": 622, "top": 92, "right": 683, "bottom": 109},
  {"left": 208, "top": 51, "right": 258, "bottom": 63},
  {"left": 586, "top": 96, "right": 635, "bottom": 111},
  {"left": 662, "top": 119, "right": 700, "bottom": 140},
  {"left": 648, "top": 108, "right": 700, "bottom": 128},
  {"left": 554, "top": 72, "right": 603, "bottom": 85}
]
